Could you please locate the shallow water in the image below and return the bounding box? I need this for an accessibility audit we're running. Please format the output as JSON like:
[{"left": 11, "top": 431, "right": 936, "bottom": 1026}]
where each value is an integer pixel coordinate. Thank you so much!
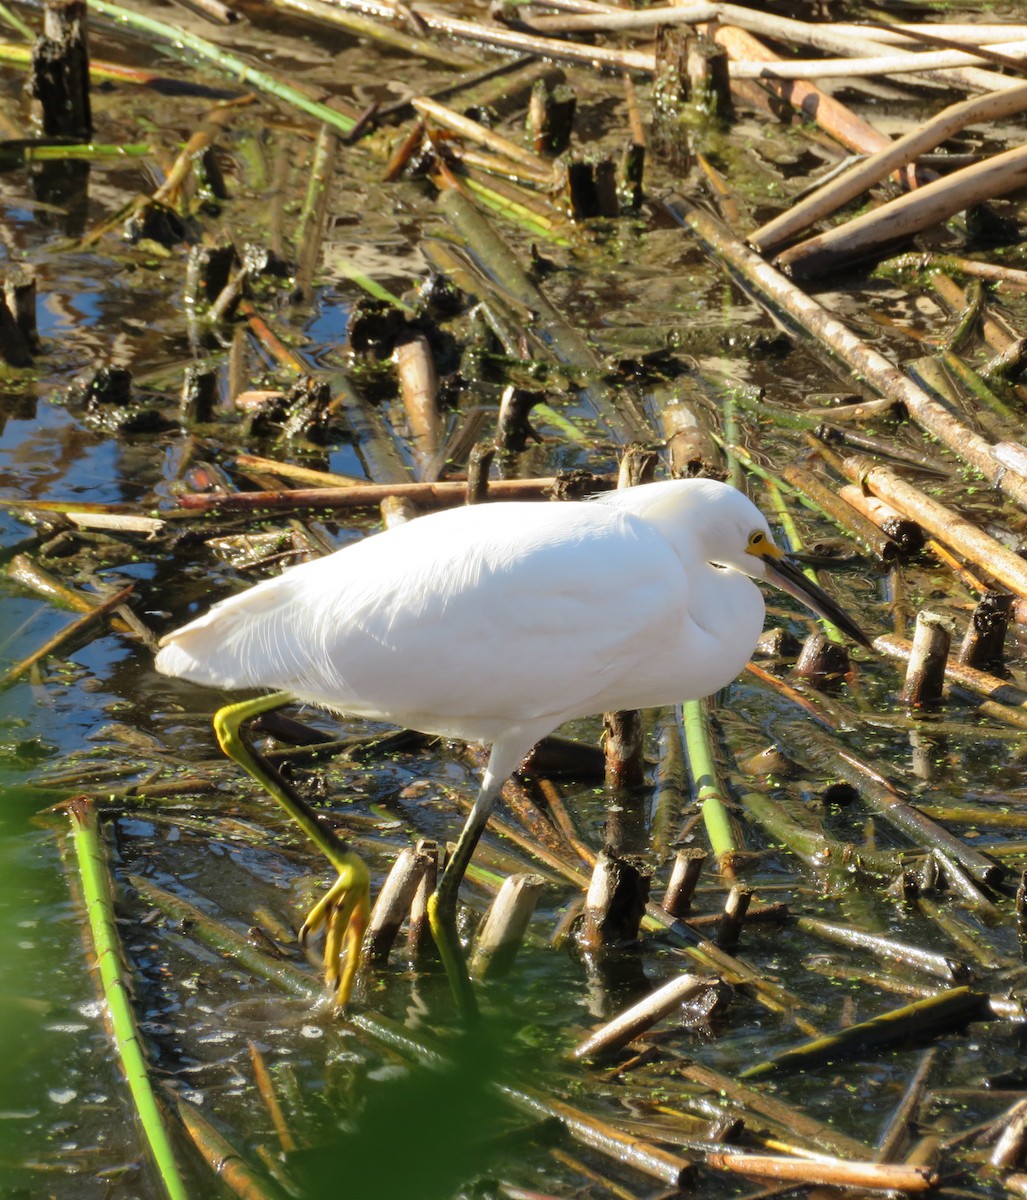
[{"left": 5, "top": 1, "right": 1027, "bottom": 1195}]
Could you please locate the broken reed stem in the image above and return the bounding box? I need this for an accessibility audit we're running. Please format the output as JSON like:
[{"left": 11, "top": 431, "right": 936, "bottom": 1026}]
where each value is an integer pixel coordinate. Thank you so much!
[
  {"left": 247, "top": 1041, "right": 297, "bottom": 1155},
  {"left": 579, "top": 849, "right": 649, "bottom": 952},
  {"left": 68, "top": 801, "right": 190, "bottom": 1200},
  {"left": 500, "top": 1084, "right": 692, "bottom": 1189},
  {"left": 836, "top": 485, "right": 925, "bottom": 555},
  {"left": 875, "top": 635, "right": 1027, "bottom": 731},
  {"left": 32, "top": 0, "right": 92, "bottom": 139},
  {"left": 393, "top": 334, "right": 442, "bottom": 477},
  {"left": 779, "top": 143, "right": 1027, "bottom": 278},
  {"left": 780, "top": 462, "right": 899, "bottom": 562},
  {"left": 572, "top": 972, "right": 721, "bottom": 1059},
  {"left": 663, "top": 848, "right": 707, "bottom": 917},
  {"left": 0, "top": 582, "right": 135, "bottom": 688},
  {"left": 175, "top": 1096, "right": 281, "bottom": 1196},
  {"left": 413, "top": 95, "right": 554, "bottom": 178},
  {"left": 363, "top": 845, "right": 431, "bottom": 965},
  {"left": 839, "top": 456, "right": 1027, "bottom": 597},
  {"left": 959, "top": 592, "right": 1012, "bottom": 673},
  {"left": 668, "top": 200, "right": 1027, "bottom": 513},
  {"left": 469, "top": 872, "right": 545, "bottom": 979},
  {"left": 132, "top": 875, "right": 321, "bottom": 999},
  {"left": 899, "top": 610, "right": 953, "bottom": 708},
  {"left": 175, "top": 476, "right": 575, "bottom": 512},
  {"left": 751, "top": 82, "right": 1027, "bottom": 255},
  {"left": 715, "top": 886, "right": 752, "bottom": 951},
  {"left": 700, "top": 1152, "right": 937, "bottom": 1192},
  {"left": 741, "top": 986, "right": 988, "bottom": 1081},
  {"left": 797, "top": 916, "right": 969, "bottom": 984}
]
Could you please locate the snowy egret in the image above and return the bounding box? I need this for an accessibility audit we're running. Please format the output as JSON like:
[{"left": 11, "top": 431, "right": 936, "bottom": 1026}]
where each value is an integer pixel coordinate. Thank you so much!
[{"left": 155, "top": 478, "right": 867, "bottom": 1010}]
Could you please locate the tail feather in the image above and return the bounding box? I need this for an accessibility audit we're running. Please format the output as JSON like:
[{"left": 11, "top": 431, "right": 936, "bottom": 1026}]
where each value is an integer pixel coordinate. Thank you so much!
[{"left": 155, "top": 579, "right": 294, "bottom": 690}]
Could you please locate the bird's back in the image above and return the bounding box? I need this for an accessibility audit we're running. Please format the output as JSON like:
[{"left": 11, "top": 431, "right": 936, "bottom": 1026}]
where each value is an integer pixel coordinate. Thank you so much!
[{"left": 156, "top": 489, "right": 763, "bottom": 743}]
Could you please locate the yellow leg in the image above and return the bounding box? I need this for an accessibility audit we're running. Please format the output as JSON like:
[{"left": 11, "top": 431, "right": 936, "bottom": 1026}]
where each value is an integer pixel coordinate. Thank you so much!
[
  {"left": 427, "top": 889, "right": 477, "bottom": 1021},
  {"left": 425, "top": 773, "right": 508, "bottom": 1021},
  {"left": 213, "top": 692, "right": 370, "bottom": 1004}
]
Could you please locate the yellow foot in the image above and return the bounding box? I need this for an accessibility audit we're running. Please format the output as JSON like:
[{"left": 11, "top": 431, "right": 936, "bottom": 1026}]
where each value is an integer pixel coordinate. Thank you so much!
[{"left": 300, "top": 851, "right": 371, "bottom": 1005}]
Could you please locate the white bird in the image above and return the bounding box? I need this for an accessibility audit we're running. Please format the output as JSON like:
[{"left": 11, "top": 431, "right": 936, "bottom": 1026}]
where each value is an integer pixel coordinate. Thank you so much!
[{"left": 155, "top": 478, "right": 866, "bottom": 1010}]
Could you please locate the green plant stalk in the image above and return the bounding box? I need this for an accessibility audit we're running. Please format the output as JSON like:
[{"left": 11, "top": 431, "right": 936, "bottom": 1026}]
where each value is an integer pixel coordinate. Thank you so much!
[
  {"left": 739, "top": 789, "right": 905, "bottom": 875},
  {"left": 939, "top": 348, "right": 1020, "bottom": 425},
  {"left": 729, "top": 384, "right": 822, "bottom": 431},
  {"left": 21, "top": 142, "right": 151, "bottom": 162},
  {"left": 438, "top": 187, "right": 649, "bottom": 443},
  {"left": 762, "top": 477, "right": 846, "bottom": 646},
  {"left": 722, "top": 390, "right": 742, "bottom": 492},
  {"left": 68, "top": 800, "right": 190, "bottom": 1200},
  {"left": 462, "top": 176, "right": 568, "bottom": 245},
  {"left": 0, "top": 5, "right": 33, "bottom": 40},
  {"left": 331, "top": 252, "right": 416, "bottom": 313},
  {"left": 89, "top": 0, "right": 356, "bottom": 134},
  {"left": 681, "top": 699, "right": 736, "bottom": 863},
  {"left": 294, "top": 124, "right": 336, "bottom": 271},
  {"left": 533, "top": 400, "right": 588, "bottom": 443}
]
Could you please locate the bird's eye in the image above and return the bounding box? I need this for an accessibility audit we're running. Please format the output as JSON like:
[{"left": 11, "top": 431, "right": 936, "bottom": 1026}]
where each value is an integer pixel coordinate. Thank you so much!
[{"left": 748, "top": 531, "right": 765, "bottom": 547}]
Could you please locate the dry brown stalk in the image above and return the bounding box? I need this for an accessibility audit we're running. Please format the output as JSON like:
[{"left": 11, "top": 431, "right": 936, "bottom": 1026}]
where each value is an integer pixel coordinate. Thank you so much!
[
  {"left": 781, "top": 462, "right": 899, "bottom": 560},
  {"left": 823, "top": 23, "right": 1027, "bottom": 44},
  {"left": 672, "top": 202, "right": 1027, "bottom": 511},
  {"left": 175, "top": 476, "right": 582, "bottom": 512},
  {"left": 751, "top": 83, "right": 1027, "bottom": 255},
  {"left": 875, "top": 635, "right": 1027, "bottom": 731},
  {"left": 836, "top": 485, "right": 924, "bottom": 554},
  {"left": 363, "top": 845, "right": 433, "bottom": 964},
  {"left": 682, "top": 1061, "right": 873, "bottom": 1158},
  {"left": 247, "top": 1041, "right": 297, "bottom": 1154},
  {"left": 503, "top": 1086, "right": 694, "bottom": 1188},
  {"left": 393, "top": 334, "right": 442, "bottom": 475},
  {"left": 469, "top": 873, "right": 545, "bottom": 979},
  {"left": 706, "top": 24, "right": 892, "bottom": 156},
  {"left": 412, "top": 96, "right": 555, "bottom": 179},
  {"left": 233, "top": 454, "right": 363, "bottom": 489},
  {"left": 389, "top": 2, "right": 656, "bottom": 72},
  {"left": 703, "top": 6, "right": 1020, "bottom": 93},
  {"left": 838, "top": 458, "right": 1027, "bottom": 596},
  {"left": 0, "top": 582, "right": 136, "bottom": 687},
  {"left": 728, "top": 43, "right": 1027, "bottom": 81},
  {"left": 899, "top": 610, "right": 953, "bottom": 708},
  {"left": 535, "top": 7, "right": 1027, "bottom": 47},
  {"left": 572, "top": 972, "right": 722, "bottom": 1059},
  {"left": 701, "top": 1151, "right": 938, "bottom": 1191},
  {"left": 778, "top": 143, "right": 1027, "bottom": 278}
]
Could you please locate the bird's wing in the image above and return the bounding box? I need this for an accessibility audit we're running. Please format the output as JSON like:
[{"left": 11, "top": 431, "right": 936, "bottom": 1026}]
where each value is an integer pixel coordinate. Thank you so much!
[
  {"left": 309, "top": 503, "right": 693, "bottom": 732},
  {"left": 156, "top": 501, "right": 697, "bottom": 737}
]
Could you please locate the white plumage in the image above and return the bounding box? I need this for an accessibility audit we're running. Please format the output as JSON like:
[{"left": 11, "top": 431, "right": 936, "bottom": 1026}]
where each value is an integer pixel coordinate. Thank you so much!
[{"left": 155, "top": 478, "right": 865, "bottom": 1005}]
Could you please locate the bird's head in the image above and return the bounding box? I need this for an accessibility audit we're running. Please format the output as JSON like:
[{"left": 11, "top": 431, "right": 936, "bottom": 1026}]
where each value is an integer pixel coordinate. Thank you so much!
[
  {"left": 637, "top": 479, "right": 870, "bottom": 649},
  {"left": 734, "top": 514, "right": 871, "bottom": 649}
]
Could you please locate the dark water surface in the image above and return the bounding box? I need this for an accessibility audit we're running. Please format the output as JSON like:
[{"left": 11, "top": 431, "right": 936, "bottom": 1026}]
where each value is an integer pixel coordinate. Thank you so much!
[{"left": 4, "top": 1, "right": 1027, "bottom": 1195}]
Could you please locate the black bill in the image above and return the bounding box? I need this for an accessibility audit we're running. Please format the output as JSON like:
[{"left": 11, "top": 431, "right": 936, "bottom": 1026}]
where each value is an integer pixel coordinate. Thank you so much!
[{"left": 764, "top": 554, "right": 871, "bottom": 649}]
